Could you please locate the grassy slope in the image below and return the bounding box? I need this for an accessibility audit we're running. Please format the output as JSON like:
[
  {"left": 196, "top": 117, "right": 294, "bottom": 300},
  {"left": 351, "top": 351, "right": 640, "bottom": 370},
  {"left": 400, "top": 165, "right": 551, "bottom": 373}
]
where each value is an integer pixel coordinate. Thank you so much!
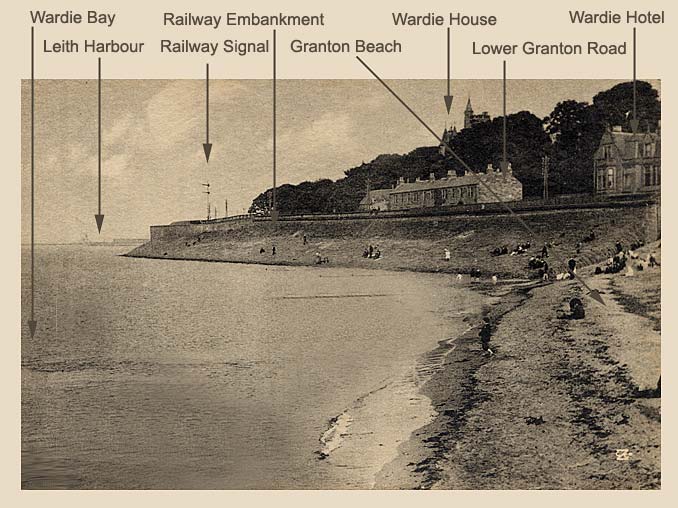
[{"left": 129, "top": 205, "right": 657, "bottom": 279}]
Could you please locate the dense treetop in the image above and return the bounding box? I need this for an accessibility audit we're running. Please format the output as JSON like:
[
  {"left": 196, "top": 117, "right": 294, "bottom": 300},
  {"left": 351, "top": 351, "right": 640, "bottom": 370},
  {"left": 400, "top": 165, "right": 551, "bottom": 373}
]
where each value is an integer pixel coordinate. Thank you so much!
[{"left": 250, "top": 81, "right": 660, "bottom": 215}]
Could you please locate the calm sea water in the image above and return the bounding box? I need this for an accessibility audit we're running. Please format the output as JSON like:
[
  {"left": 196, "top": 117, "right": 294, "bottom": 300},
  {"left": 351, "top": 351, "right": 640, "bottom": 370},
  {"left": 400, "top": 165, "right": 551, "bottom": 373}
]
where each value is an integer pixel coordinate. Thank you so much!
[{"left": 21, "top": 246, "right": 483, "bottom": 489}]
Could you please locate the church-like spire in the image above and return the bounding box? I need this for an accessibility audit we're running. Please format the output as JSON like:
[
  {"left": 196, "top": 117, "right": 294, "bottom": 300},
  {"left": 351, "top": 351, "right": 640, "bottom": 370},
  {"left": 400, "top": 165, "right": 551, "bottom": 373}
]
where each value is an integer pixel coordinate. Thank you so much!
[{"left": 465, "top": 97, "right": 473, "bottom": 112}]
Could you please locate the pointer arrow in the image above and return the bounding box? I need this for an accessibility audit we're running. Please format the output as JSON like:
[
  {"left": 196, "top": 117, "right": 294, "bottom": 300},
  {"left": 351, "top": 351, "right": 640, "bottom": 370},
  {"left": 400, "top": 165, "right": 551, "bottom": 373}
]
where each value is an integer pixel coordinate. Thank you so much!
[
  {"left": 203, "top": 63, "right": 212, "bottom": 162},
  {"left": 630, "top": 27, "right": 639, "bottom": 133},
  {"left": 501, "top": 60, "right": 509, "bottom": 172},
  {"left": 28, "top": 26, "right": 37, "bottom": 337},
  {"left": 94, "top": 57, "right": 104, "bottom": 233},
  {"left": 357, "top": 56, "right": 605, "bottom": 306},
  {"left": 443, "top": 27, "right": 453, "bottom": 114},
  {"left": 272, "top": 29, "right": 277, "bottom": 221}
]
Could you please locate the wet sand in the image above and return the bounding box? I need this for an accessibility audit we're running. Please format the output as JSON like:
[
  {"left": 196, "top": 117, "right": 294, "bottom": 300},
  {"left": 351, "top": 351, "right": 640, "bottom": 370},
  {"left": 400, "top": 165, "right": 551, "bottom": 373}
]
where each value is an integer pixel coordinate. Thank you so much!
[{"left": 376, "top": 245, "right": 661, "bottom": 489}]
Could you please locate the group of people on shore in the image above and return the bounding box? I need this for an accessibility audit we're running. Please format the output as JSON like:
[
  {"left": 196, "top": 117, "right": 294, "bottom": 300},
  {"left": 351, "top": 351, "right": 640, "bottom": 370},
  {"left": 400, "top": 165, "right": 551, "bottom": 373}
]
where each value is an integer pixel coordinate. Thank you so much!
[
  {"left": 362, "top": 245, "right": 382, "bottom": 260},
  {"left": 259, "top": 245, "right": 276, "bottom": 256},
  {"left": 593, "top": 239, "right": 659, "bottom": 277},
  {"left": 490, "top": 240, "right": 535, "bottom": 257}
]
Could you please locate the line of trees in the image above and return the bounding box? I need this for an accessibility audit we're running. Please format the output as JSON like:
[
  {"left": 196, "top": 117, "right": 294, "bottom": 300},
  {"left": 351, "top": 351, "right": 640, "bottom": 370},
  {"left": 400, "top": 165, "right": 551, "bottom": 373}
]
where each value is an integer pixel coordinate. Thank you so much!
[{"left": 249, "top": 81, "right": 660, "bottom": 215}]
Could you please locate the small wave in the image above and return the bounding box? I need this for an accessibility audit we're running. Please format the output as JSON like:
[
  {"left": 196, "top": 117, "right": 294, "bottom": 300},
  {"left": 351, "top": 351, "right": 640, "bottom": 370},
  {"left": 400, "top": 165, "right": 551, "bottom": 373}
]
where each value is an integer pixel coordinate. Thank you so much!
[
  {"left": 317, "top": 412, "right": 354, "bottom": 460},
  {"left": 317, "top": 380, "right": 391, "bottom": 460}
]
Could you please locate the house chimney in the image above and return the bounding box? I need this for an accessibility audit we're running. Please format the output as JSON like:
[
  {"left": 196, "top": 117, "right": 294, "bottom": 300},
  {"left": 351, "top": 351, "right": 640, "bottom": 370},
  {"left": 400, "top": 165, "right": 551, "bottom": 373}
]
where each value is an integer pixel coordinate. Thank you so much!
[
  {"left": 487, "top": 163, "right": 494, "bottom": 173},
  {"left": 612, "top": 125, "right": 623, "bottom": 132},
  {"left": 429, "top": 172, "right": 435, "bottom": 181},
  {"left": 398, "top": 176, "right": 405, "bottom": 185},
  {"left": 447, "top": 170, "right": 456, "bottom": 178}
]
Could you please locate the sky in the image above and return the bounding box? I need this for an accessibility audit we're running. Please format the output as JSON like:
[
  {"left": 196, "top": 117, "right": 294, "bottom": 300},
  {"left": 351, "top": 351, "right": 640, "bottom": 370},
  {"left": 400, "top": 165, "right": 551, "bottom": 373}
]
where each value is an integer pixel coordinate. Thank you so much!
[{"left": 21, "top": 78, "right": 660, "bottom": 243}]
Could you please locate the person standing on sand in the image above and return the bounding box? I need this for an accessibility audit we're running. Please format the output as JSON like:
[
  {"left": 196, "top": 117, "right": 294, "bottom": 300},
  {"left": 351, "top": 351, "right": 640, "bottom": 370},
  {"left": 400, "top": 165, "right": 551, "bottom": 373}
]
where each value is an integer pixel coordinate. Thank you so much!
[
  {"left": 444, "top": 248, "right": 451, "bottom": 261},
  {"left": 272, "top": 245, "right": 276, "bottom": 256},
  {"left": 479, "top": 317, "right": 494, "bottom": 356}
]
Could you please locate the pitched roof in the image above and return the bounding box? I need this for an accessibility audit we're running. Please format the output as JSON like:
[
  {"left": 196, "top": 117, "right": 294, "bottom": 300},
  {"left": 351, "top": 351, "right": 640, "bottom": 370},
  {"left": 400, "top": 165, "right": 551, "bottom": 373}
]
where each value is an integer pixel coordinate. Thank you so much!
[
  {"left": 359, "top": 188, "right": 393, "bottom": 205},
  {"left": 391, "top": 175, "right": 479, "bottom": 194},
  {"left": 597, "top": 129, "right": 660, "bottom": 160}
]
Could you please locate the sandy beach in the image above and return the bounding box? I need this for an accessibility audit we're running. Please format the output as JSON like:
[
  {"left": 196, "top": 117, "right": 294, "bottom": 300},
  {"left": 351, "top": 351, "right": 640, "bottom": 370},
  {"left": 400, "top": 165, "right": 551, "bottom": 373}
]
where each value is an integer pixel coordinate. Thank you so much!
[{"left": 376, "top": 244, "right": 661, "bottom": 489}]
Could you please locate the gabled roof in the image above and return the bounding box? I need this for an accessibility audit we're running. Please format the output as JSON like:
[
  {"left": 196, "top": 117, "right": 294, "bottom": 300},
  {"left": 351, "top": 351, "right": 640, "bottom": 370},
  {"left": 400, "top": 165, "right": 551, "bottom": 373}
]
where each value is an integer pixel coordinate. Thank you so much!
[
  {"left": 359, "top": 188, "right": 393, "bottom": 205},
  {"left": 391, "top": 175, "right": 479, "bottom": 194},
  {"left": 597, "top": 129, "right": 660, "bottom": 160}
]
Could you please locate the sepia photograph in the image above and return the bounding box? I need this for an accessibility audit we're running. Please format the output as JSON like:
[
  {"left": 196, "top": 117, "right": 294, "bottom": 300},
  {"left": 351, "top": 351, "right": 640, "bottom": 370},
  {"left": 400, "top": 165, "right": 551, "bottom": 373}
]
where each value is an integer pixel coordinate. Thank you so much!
[{"left": 21, "top": 78, "right": 661, "bottom": 489}]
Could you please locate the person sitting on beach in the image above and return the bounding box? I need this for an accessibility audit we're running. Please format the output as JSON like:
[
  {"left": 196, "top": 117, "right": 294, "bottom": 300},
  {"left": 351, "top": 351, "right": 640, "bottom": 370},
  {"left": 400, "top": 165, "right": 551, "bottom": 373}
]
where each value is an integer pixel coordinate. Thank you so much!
[
  {"left": 491, "top": 246, "right": 506, "bottom": 256},
  {"left": 260, "top": 247, "right": 266, "bottom": 254},
  {"left": 457, "top": 273, "right": 463, "bottom": 281},
  {"left": 362, "top": 248, "right": 369, "bottom": 258},
  {"left": 569, "top": 298, "right": 585, "bottom": 319},
  {"left": 568, "top": 258, "right": 577, "bottom": 276},
  {"left": 368, "top": 245, "right": 374, "bottom": 258},
  {"left": 373, "top": 249, "right": 381, "bottom": 260},
  {"left": 649, "top": 252, "right": 660, "bottom": 267},
  {"left": 479, "top": 317, "right": 494, "bottom": 356},
  {"left": 315, "top": 252, "right": 322, "bottom": 264}
]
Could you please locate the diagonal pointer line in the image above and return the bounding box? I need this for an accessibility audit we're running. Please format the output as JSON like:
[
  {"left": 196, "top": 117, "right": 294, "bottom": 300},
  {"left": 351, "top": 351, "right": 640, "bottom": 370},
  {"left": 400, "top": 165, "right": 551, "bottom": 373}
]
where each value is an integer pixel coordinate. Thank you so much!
[
  {"left": 356, "top": 56, "right": 605, "bottom": 304},
  {"left": 356, "top": 56, "right": 535, "bottom": 236}
]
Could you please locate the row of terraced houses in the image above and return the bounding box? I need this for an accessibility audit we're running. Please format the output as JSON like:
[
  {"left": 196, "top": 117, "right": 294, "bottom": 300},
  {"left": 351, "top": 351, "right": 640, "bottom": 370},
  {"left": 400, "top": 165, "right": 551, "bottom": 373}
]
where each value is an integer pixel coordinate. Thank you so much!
[{"left": 360, "top": 124, "right": 661, "bottom": 212}]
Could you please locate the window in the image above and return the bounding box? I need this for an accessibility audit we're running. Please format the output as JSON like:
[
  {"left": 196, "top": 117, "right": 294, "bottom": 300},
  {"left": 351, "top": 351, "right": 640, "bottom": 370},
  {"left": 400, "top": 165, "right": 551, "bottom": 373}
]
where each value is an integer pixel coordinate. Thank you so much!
[
  {"left": 645, "top": 142, "right": 654, "bottom": 157},
  {"left": 603, "top": 145, "right": 613, "bottom": 160},
  {"left": 597, "top": 172, "right": 605, "bottom": 190},
  {"left": 644, "top": 166, "right": 653, "bottom": 187},
  {"left": 606, "top": 167, "right": 615, "bottom": 188},
  {"left": 624, "top": 173, "right": 634, "bottom": 190}
]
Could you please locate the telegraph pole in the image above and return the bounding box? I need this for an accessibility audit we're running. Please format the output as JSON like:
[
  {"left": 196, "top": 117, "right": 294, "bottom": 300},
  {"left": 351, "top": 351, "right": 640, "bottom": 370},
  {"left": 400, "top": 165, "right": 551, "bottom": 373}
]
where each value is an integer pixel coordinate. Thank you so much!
[{"left": 202, "top": 182, "right": 211, "bottom": 220}]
